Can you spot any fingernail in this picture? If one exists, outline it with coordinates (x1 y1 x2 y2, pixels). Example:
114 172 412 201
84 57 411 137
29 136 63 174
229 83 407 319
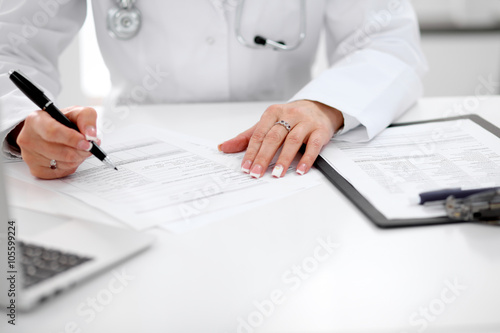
77 140 92 152
241 160 252 173
272 164 284 178
85 126 98 142
250 164 262 178
296 163 307 175
217 144 223 152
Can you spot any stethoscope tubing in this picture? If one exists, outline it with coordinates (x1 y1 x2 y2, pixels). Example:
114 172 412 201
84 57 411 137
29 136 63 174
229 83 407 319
234 0 306 51
108 0 307 51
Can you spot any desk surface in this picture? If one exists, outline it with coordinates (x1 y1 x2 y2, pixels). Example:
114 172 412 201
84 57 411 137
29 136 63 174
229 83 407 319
2 97 500 333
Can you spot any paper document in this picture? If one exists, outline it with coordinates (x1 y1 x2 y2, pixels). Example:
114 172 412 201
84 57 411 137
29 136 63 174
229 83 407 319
320 118 500 219
6 125 323 231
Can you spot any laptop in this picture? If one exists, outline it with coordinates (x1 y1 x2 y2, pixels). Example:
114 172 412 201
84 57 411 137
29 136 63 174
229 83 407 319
0 150 154 311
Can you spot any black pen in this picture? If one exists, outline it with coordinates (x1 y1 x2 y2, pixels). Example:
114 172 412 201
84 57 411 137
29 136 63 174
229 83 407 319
419 186 500 205
8 69 117 170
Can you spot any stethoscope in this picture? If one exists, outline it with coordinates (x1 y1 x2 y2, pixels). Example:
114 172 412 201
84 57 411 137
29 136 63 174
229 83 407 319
107 0 306 51
107 0 141 40
235 0 306 51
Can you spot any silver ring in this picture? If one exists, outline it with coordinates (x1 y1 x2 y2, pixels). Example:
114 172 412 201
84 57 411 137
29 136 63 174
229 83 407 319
274 120 291 133
50 159 57 170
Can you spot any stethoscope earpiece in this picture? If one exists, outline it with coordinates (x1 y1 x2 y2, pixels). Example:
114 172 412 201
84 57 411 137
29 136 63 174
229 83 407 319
254 36 267 46
254 35 286 49
107 0 142 40
236 0 306 51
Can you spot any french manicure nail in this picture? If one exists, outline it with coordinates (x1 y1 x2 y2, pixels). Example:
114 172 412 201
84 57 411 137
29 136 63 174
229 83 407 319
296 163 307 175
241 160 252 173
77 140 92 152
85 126 98 142
250 164 262 178
272 164 284 178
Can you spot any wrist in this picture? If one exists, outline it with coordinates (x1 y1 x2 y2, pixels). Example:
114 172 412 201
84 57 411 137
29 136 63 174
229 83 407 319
6 121 24 153
307 100 345 133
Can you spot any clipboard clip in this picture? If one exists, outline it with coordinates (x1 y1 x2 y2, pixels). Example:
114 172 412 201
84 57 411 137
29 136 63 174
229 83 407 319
445 189 500 222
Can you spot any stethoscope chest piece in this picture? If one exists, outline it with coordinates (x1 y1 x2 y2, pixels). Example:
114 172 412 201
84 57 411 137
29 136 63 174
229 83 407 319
107 1 141 40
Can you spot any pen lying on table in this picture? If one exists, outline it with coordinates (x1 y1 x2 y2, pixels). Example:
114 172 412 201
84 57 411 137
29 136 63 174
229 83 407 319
8 70 118 170
419 187 500 205
419 187 500 222
445 188 500 222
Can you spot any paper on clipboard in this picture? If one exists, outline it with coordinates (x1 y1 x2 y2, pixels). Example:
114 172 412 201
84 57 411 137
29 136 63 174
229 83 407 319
318 116 500 223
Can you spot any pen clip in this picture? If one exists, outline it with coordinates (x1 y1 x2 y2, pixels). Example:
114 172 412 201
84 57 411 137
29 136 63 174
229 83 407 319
9 69 45 94
445 189 500 222
9 69 50 110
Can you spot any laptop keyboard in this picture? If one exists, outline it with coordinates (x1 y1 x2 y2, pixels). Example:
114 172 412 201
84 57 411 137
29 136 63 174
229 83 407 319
19 241 93 289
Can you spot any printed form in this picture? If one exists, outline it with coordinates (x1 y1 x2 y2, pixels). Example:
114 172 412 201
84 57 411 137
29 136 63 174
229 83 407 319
6 125 323 232
321 118 500 219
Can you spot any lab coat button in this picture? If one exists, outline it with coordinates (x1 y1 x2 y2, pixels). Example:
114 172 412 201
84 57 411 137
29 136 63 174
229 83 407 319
206 37 215 45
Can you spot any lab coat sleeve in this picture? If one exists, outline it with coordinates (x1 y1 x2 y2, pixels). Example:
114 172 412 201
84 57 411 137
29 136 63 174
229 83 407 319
0 1 87 158
291 0 428 142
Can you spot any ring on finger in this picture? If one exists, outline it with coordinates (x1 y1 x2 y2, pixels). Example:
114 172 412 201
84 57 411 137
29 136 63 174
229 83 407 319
49 159 57 170
274 120 291 133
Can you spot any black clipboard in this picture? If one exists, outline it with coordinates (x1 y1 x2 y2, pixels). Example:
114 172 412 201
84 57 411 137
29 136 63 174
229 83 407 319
314 114 500 228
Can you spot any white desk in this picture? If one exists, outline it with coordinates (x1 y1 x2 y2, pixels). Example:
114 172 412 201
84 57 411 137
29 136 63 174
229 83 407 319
3 97 500 333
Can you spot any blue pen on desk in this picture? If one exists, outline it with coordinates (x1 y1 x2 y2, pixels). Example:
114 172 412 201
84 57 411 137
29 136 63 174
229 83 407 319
8 70 118 170
419 187 500 205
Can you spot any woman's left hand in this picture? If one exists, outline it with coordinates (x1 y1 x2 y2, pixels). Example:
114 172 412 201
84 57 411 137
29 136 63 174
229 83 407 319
218 100 344 178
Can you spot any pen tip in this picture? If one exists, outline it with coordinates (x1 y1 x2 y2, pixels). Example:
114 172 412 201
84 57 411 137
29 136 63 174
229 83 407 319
114 167 118 171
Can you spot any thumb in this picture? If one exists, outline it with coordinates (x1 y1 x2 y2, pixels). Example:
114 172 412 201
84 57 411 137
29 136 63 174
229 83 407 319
218 123 257 153
64 106 98 141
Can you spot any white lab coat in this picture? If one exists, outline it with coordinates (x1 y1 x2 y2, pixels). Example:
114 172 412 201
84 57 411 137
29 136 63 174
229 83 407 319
0 0 427 156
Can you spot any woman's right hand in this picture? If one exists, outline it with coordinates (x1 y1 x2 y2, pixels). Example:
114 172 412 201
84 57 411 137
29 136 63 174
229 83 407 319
14 106 99 179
